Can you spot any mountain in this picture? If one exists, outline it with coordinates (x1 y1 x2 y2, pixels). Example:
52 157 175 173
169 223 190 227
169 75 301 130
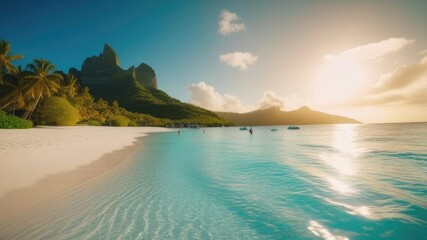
80 44 157 88
70 44 229 125
215 106 360 125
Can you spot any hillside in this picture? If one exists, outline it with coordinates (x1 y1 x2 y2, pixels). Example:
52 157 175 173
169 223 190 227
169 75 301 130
216 106 360 125
71 44 230 125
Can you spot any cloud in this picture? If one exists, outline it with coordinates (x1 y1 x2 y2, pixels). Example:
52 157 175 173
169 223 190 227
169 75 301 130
188 82 290 112
218 10 245 36
346 55 427 107
219 52 258 70
325 37 415 62
371 55 427 94
257 91 285 109
188 82 249 112
420 48 427 56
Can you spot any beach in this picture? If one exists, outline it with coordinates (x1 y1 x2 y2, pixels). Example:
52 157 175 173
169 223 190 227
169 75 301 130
0 126 172 224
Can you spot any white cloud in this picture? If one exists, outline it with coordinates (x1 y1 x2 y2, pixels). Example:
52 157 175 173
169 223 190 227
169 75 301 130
344 55 427 107
219 52 258 70
257 91 285 109
218 10 245 36
188 82 249 112
325 37 415 62
188 82 294 112
373 55 427 94
420 48 427 56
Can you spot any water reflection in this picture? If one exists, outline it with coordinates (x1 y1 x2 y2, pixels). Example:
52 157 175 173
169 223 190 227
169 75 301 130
320 125 360 195
282 124 426 227
332 125 359 157
326 177 355 194
307 221 349 240
319 154 354 176
323 198 421 223
326 125 360 176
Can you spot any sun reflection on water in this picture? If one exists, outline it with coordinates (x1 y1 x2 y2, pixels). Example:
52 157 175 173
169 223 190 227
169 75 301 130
319 154 355 176
332 125 359 156
326 177 355 194
319 125 362 195
307 221 349 240
328 125 360 175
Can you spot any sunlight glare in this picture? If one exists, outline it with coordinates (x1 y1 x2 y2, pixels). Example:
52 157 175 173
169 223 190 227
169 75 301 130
319 154 355 176
315 58 367 103
307 221 349 240
333 125 358 155
319 125 359 176
326 177 355 194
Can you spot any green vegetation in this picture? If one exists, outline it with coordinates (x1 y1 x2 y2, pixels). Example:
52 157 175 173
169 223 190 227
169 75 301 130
0 110 32 128
33 97 81 126
0 40 23 84
87 120 101 126
0 40 231 128
110 115 130 127
80 43 231 126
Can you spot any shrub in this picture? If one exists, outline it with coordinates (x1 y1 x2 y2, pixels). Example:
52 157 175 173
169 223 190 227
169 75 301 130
110 115 130 127
87 120 101 126
0 111 33 129
34 97 81 126
128 120 137 127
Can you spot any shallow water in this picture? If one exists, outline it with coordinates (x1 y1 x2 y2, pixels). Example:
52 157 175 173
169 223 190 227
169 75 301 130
1 123 427 239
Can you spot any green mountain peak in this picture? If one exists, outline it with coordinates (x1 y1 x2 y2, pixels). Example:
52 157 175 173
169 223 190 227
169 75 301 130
71 44 229 125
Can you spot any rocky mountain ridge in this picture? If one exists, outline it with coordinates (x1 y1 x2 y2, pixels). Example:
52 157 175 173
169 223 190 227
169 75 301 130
80 44 157 88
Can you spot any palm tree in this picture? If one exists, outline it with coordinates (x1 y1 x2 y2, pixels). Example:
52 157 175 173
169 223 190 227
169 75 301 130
0 66 28 115
23 59 62 119
0 40 23 84
62 73 80 98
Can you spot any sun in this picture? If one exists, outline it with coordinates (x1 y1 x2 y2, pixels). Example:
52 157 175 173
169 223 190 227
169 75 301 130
315 58 367 104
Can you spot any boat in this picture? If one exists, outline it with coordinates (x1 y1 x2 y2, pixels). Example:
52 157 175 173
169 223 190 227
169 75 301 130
288 126 300 130
239 127 248 130
270 128 278 131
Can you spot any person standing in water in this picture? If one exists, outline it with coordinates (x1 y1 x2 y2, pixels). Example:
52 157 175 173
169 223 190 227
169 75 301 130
249 127 253 134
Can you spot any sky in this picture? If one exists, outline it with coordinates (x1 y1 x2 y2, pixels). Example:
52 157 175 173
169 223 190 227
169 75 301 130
2 0 427 123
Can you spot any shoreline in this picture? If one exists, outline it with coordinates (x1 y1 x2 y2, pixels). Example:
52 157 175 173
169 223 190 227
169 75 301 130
0 126 172 224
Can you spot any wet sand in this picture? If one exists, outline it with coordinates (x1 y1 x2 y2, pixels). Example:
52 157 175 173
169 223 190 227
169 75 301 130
0 126 171 224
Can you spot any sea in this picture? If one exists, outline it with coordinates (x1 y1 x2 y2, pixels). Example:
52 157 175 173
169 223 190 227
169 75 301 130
1 123 426 239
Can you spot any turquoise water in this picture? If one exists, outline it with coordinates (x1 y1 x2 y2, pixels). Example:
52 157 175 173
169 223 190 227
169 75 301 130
1 123 427 239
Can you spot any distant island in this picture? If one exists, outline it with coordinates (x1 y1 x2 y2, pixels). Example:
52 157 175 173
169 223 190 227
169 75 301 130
216 106 360 125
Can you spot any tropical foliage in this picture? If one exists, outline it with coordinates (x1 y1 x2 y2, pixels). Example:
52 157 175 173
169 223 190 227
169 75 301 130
0 110 32 128
23 59 62 119
110 115 130 127
0 39 231 128
0 40 23 84
33 97 81 126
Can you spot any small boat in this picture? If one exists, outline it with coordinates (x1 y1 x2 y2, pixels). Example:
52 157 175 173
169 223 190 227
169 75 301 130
288 126 300 130
240 127 248 130
270 128 278 131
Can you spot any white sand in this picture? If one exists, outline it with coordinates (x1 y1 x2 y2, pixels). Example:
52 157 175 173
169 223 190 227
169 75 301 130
0 126 172 198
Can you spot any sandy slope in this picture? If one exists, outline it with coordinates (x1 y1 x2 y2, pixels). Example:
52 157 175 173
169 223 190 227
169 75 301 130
0 126 171 198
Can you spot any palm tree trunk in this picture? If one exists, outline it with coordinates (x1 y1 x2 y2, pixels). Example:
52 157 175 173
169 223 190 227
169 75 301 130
12 93 19 116
22 93 40 119
22 106 32 119
27 93 42 119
